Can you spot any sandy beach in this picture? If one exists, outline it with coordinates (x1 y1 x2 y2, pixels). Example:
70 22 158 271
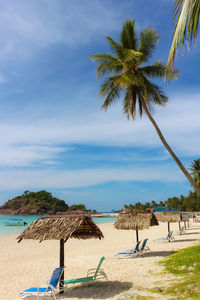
1 220 200 300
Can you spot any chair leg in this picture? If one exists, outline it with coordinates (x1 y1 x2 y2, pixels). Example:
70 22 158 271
64 284 70 295
52 292 56 300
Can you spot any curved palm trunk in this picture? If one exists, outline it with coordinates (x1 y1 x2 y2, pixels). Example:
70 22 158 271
140 97 200 196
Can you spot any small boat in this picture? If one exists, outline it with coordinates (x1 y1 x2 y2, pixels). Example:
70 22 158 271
4 219 28 226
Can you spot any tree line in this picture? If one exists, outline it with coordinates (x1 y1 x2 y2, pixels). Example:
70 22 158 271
124 190 200 212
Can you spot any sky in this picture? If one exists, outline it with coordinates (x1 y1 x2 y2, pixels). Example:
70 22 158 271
0 0 200 211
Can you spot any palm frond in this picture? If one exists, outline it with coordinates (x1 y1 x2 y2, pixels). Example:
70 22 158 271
116 70 146 88
140 75 168 106
101 86 122 110
122 48 143 65
167 0 200 71
120 19 138 50
123 87 137 119
189 159 200 187
106 36 143 65
139 28 159 62
141 61 179 79
105 36 125 60
138 97 143 117
98 75 121 97
90 54 123 78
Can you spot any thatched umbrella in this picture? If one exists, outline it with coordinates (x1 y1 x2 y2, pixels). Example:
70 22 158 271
156 211 182 237
114 212 158 243
17 215 104 293
181 213 190 229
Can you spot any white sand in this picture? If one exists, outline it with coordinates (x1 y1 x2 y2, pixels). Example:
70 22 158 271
1 220 200 300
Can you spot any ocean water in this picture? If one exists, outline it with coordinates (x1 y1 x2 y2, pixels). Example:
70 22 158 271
0 214 116 236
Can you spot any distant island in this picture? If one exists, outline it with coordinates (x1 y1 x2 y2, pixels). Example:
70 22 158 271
0 190 97 215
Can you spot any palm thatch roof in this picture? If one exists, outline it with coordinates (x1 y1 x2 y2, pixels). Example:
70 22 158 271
17 215 104 243
156 212 182 223
114 212 158 230
181 214 190 222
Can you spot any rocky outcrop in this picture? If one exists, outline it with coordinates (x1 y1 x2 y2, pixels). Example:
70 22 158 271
0 205 48 215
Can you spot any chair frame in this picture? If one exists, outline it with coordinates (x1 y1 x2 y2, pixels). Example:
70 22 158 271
154 231 174 243
64 256 107 290
138 239 150 256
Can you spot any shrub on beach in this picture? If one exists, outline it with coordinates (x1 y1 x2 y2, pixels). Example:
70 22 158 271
159 245 200 298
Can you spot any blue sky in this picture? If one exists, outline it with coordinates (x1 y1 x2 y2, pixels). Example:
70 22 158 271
0 0 200 211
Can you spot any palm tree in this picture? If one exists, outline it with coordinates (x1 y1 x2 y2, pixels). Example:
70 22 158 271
90 19 200 196
189 159 200 187
167 0 200 71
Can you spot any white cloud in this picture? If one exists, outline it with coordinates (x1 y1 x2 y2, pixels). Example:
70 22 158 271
0 0 124 61
0 145 70 167
0 163 185 190
1 91 200 165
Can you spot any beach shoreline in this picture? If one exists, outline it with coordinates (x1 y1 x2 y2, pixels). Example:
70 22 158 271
1 220 200 300
0 214 116 237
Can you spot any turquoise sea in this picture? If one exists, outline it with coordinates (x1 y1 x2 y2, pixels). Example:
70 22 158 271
0 214 116 236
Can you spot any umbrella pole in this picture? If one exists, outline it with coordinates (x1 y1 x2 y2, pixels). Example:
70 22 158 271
136 229 139 243
168 222 170 242
59 238 64 293
168 222 170 233
179 222 181 233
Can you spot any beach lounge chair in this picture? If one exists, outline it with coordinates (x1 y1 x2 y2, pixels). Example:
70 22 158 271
138 239 150 256
64 256 107 288
154 231 174 242
19 267 64 300
115 241 141 257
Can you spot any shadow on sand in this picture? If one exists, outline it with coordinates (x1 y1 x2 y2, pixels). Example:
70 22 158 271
172 238 198 243
186 226 200 230
139 250 176 258
180 232 200 235
58 281 133 299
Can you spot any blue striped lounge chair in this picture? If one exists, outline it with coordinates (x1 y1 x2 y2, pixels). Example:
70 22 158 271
19 267 64 300
115 240 141 258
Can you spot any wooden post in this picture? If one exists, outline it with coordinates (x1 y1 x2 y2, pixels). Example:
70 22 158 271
179 222 181 233
184 221 186 230
59 239 64 293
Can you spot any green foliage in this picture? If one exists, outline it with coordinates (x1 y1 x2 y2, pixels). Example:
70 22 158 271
159 245 200 298
161 245 200 275
69 204 86 211
189 159 200 187
166 191 200 211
